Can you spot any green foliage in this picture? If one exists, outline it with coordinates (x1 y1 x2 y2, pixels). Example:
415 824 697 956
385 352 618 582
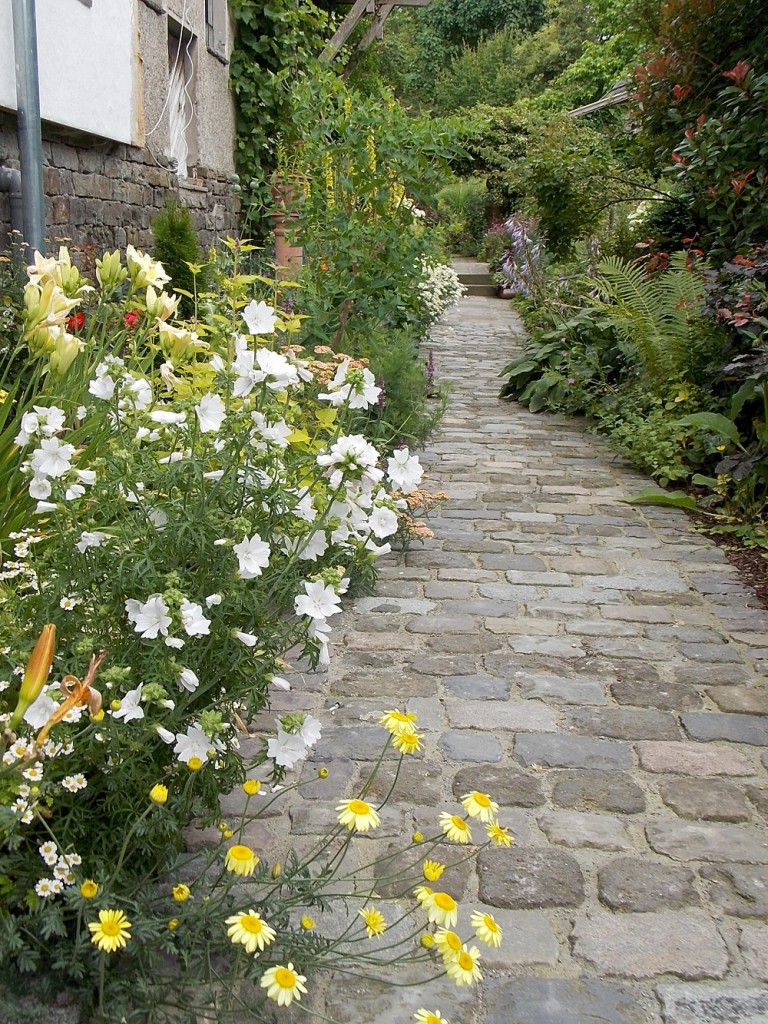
435 178 492 255
150 201 206 318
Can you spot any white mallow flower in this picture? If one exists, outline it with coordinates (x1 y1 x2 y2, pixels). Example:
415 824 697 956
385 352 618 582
156 726 176 744
29 475 51 500
76 469 96 485
89 362 117 401
267 726 307 769
232 348 300 397
23 690 59 730
318 360 382 409
30 437 75 479
295 581 341 621
64 483 85 501
111 684 144 722
299 714 322 748
15 405 67 446
180 599 211 637
242 299 278 335
270 675 291 691
233 534 271 580
386 447 423 494
165 637 185 649
173 724 219 765
309 617 332 666
196 393 226 434
316 434 383 493
178 668 200 693
235 630 258 647
76 530 109 553
205 593 222 608
282 531 328 562
290 490 318 523
150 408 186 426
367 505 399 539
120 376 153 412
251 412 291 448
125 595 172 639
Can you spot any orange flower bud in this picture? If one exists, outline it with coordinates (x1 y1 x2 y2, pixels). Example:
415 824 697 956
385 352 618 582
10 625 56 729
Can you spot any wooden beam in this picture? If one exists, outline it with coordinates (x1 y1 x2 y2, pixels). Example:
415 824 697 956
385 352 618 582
358 2 393 49
320 0 374 61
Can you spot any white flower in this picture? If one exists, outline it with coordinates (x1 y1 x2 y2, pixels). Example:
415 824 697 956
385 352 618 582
242 299 278 335
23 691 58 730
76 530 108 553
29 475 52 500
126 595 172 639
267 727 307 769
270 675 291 691
316 434 383 494
235 630 258 647
205 593 222 608
178 668 200 693
150 408 187 426
164 637 185 649
64 483 85 501
61 774 87 793
180 599 210 637
232 348 299 397
386 447 423 494
174 724 216 765
30 437 75 479
89 363 116 400
39 841 57 864
368 505 399 539
196 393 226 434
35 879 56 898
295 581 341 621
251 412 292 448
59 596 79 611
126 245 171 289
318 360 381 409
234 534 271 580
76 469 96 485
299 714 322 748
120 376 153 412
282 531 328 562
111 684 144 722
157 726 176 744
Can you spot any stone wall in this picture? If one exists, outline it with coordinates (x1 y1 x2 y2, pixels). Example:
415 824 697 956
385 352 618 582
0 114 240 254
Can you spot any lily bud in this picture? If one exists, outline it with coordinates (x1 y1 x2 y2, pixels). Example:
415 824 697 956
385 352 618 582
96 249 127 291
10 624 56 729
49 330 83 377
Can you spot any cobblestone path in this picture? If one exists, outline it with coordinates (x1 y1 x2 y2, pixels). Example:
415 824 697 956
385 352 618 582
264 293 768 1024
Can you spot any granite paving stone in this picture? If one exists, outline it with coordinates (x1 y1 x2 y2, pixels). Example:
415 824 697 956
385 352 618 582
245 288 768 1022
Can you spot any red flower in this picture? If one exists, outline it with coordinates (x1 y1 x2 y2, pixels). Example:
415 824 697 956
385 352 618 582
724 60 751 86
124 310 141 329
66 311 85 332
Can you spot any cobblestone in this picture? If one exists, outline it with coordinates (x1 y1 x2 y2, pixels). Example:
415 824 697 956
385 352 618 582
658 779 754 822
656 985 768 1023
598 858 700 911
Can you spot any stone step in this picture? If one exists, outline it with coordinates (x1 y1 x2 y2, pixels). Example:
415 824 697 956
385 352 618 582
465 283 498 297
458 272 494 286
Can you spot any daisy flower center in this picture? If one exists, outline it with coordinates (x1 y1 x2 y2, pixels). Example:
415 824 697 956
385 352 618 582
473 793 490 807
275 967 297 988
348 799 370 814
241 916 264 934
101 921 121 937
434 893 456 911
229 845 253 862
451 816 468 831
445 931 462 951
459 952 473 970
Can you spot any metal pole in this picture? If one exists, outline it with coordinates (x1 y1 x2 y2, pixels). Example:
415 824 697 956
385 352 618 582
12 0 46 255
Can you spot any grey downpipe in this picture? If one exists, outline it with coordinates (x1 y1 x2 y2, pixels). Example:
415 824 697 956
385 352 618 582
12 0 46 255
0 166 24 236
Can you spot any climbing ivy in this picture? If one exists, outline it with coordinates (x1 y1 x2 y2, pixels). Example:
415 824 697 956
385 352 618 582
228 0 332 229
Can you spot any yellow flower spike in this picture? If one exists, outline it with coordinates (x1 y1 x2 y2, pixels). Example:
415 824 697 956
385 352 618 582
225 844 259 877
485 821 514 847
359 906 386 939
336 798 380 832
461 791 499 823
260 963 307 1007
187 757 203 771
470 911 503 948
422 860 445 883
439 813 472 845
10 624 56 729
149 784 168 805
88 909 132 953
172 884 190 903
80 880 98 899
242 779 261 796
300 915 315 931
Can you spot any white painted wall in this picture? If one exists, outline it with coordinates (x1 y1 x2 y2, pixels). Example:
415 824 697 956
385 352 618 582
0 0 139 145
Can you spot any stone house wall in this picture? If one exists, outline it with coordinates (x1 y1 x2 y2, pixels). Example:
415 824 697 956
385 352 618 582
0 0 240 254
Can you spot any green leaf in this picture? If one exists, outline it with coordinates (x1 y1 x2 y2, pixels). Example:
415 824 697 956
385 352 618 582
624 487 698 510
674 412 743 446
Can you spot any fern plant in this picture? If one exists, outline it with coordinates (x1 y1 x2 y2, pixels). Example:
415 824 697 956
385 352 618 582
592 252 712 392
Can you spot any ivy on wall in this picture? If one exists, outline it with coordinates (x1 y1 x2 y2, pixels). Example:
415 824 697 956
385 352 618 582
228 0 332 229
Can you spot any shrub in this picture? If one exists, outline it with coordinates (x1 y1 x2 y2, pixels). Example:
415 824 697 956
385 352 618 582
150 201 207 319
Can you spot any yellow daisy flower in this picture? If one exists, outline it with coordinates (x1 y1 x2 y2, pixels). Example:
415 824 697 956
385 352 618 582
422 859 445 882
392 730 424 755
260 963 307 1006
187 756 203 771
435 928 463 961
471 910 503 948
460 791 499 823
445 944 482 987
420 933 435 949
415 1011 449 1024
172 884 190 902
359 906 386 938
379 709 417 736
80 879 98 899
439 812 472 844
88 909 132 953
225 844 260 876
300 916 315 931
168 918 179 931
242 779 261 796
422 891 459 928
485 821 514 847
149 784 168 805
226 910 276 953
336 798 380 832
414 885 434 905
